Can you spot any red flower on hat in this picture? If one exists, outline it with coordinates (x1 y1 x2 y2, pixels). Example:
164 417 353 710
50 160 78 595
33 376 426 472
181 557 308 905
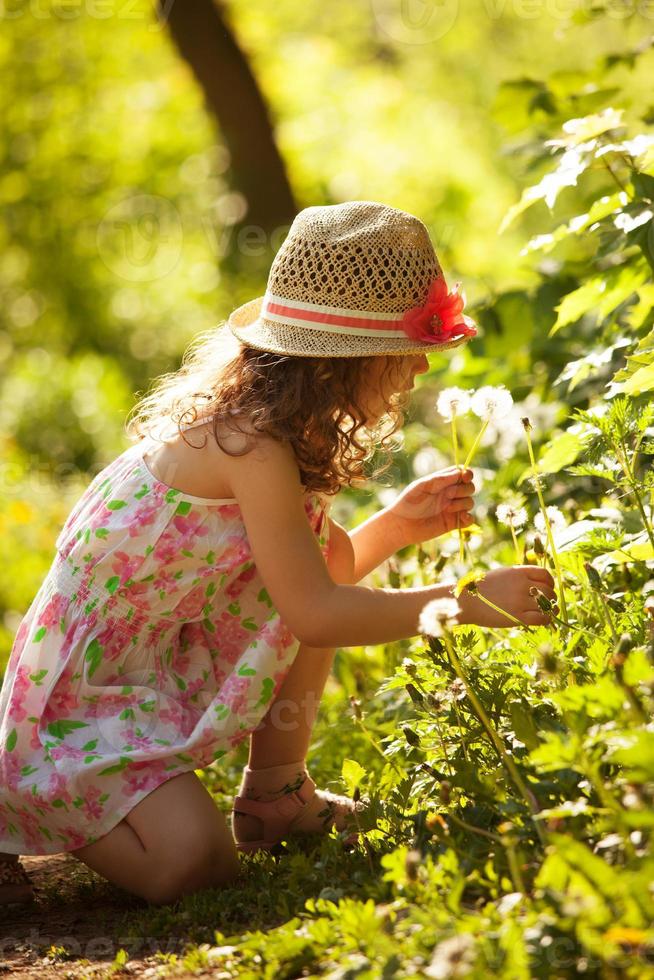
401 277 477 345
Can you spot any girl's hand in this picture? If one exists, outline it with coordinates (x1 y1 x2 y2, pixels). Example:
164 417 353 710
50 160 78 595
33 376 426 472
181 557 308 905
384 466 475 548
457 566 558 628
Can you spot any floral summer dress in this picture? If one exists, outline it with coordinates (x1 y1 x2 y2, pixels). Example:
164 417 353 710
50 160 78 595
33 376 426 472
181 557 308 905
0 427 331 855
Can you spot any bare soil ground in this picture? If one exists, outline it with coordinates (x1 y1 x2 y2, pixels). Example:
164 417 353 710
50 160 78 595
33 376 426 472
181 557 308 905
0 854 197 978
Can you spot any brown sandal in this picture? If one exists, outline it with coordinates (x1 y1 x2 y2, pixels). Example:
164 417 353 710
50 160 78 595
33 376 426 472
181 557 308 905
0 857 34 907
232 772 361 854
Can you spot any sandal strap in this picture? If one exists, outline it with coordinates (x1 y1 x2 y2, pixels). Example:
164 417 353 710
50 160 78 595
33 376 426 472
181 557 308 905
233 773 317 842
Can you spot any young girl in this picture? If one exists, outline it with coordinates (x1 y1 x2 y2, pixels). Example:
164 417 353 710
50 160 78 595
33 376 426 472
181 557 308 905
0 201 556 907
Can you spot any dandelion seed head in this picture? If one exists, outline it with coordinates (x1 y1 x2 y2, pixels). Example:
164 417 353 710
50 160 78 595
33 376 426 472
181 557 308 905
470 385 514 422
534 505 567 535
448 678 467 701
426 932 475 979
418 597 460 636
436 387 471 422
496 503 528 529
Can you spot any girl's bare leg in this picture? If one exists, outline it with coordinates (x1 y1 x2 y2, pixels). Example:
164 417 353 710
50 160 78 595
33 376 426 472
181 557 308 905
70 770 240 905
249 641 337 768
234 525 361 840
248 517 354 769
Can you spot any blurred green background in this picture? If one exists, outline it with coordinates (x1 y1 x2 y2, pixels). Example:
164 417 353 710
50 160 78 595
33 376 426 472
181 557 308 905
1 0 653 668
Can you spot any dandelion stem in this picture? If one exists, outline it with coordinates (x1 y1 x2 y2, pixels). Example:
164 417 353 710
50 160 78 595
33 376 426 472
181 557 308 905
509 521 521 563
353 716 403 777
451 418 459 467
464 420 489 468
451 419 466 562
442 633 545 843
472 590 528 629
446 810 503 843
599 592 619 644
614 436 654 551
523 425 569 624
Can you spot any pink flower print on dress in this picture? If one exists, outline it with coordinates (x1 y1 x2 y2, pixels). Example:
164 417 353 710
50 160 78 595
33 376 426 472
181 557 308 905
83 691 138 722
212 612 252 665
6 617 30 675
215 536 251 572
60 824 89 849
1 752 23 792
152 532 182 564
219 672 252 717
30 792 55 816
225 564 257 600
128 495 165 538
46 667 80 715
88 499 117 533
37 592 71 631
120 758 171 797
156 699 185 731
72 579 92 610
19 809 44 851
121 728 155 752
260 617 297 661
215 504 241 521
47 771 74 806
81 785 105 821
8 664 32 723
93 619 131 664
173 584 209 620
110 550 143 587
49 742 90 763
29 719 42 752
153 569 179 594
172 510 210 548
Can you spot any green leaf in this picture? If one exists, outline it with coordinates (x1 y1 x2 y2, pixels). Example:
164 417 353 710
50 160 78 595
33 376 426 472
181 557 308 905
621 362 654 394
605 534 654 564
105 576 120 594
174 501 192 516
509 702 540 751
537 432 586 474
6 729 17 752
341 758 366 795
33 626 47 642
551 264 648 336
106 500 127 510
237 664 256 676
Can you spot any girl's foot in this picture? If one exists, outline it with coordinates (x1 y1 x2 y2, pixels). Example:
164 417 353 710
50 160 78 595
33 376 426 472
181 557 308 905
232 761 366 853
0 855 34 906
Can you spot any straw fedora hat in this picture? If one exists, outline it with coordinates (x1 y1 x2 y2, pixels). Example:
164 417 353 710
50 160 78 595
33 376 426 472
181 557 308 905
228 200 478 358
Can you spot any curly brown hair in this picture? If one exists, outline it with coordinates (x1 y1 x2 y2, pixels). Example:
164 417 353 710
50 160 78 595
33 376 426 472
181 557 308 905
125 323 410 496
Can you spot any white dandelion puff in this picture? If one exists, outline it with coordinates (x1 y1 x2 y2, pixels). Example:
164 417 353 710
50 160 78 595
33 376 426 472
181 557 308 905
534 505 567 535
418 597 460 637
470 385 514 422
436 387 471 422
496 504 528 530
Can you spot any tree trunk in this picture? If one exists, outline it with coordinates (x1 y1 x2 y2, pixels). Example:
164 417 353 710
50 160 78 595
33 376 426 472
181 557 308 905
158 0 297 235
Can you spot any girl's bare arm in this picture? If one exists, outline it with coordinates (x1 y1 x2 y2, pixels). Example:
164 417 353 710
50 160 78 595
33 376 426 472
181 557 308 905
222 434 555 647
